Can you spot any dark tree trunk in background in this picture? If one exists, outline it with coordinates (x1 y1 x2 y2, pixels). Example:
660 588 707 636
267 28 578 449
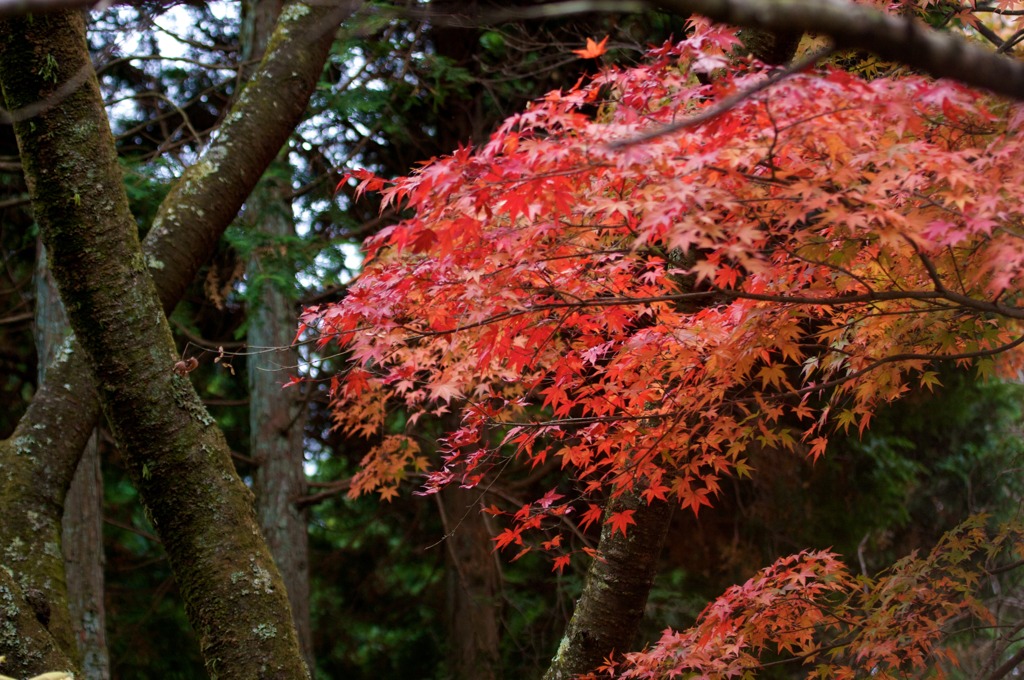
243 0 315 670
247 178 314 671
34 243 110 679
440 486 503 680
59 438 106 676
420 9 511 675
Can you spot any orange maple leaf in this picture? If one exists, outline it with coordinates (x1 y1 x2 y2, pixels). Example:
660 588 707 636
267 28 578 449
573 35 608 59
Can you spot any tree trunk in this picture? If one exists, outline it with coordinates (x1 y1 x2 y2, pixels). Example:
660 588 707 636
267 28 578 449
247 177 314 670
440 486 503 680
34 243 110 679
0 10 310 676
0 1 348 671
242 0 314 670
543 492 672 680
0 565 75 676
59 437 106 676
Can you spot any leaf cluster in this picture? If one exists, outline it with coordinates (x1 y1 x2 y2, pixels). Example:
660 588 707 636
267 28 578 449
312 19 1024 573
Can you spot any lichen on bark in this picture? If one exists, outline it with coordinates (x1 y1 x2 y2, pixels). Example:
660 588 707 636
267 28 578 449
0 565 74 677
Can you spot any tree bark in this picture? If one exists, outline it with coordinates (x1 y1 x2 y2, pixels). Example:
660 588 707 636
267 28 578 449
242 0 315 670
543 492 672 680
34 243 109 679
0 8 344 676
247 177 314 671
0 565 74 677
440 486 504 680
0 1 348 672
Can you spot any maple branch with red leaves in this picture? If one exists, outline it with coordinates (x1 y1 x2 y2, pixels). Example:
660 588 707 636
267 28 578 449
312 18 1024 677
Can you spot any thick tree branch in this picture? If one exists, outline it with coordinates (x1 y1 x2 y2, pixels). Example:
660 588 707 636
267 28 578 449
145 0 358 307
485 0 1024 101
14 0 1024 99
652 0 1024 100
987 645 1024 680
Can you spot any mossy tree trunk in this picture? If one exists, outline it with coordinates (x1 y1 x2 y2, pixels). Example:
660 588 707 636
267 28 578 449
0 565 75 676
543 492 672 680
34 242 109 679
0 2 350 674
0 9 308 677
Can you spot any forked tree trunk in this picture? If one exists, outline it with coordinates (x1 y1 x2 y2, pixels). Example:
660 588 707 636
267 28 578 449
34 243 110 679
0 1 348 673
0 10 309 676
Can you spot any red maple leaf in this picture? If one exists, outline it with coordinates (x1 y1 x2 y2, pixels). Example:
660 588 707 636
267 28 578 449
579 504 603 532
552 554 572 574
605 509 636 537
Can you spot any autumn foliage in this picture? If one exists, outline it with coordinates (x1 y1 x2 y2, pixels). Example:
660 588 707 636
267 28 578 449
305 16 1024 677
616 516 1021 678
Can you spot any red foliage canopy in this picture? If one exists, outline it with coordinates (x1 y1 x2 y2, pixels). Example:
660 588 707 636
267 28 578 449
304 16 1024 675
310 20 1023 514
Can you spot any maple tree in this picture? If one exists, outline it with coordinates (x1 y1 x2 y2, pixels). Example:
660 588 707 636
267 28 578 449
315 17 1024 543
305 7 1024 678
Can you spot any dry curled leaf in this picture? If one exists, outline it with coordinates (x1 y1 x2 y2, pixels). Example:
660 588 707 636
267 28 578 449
213 345 236 375
173 356 199 376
